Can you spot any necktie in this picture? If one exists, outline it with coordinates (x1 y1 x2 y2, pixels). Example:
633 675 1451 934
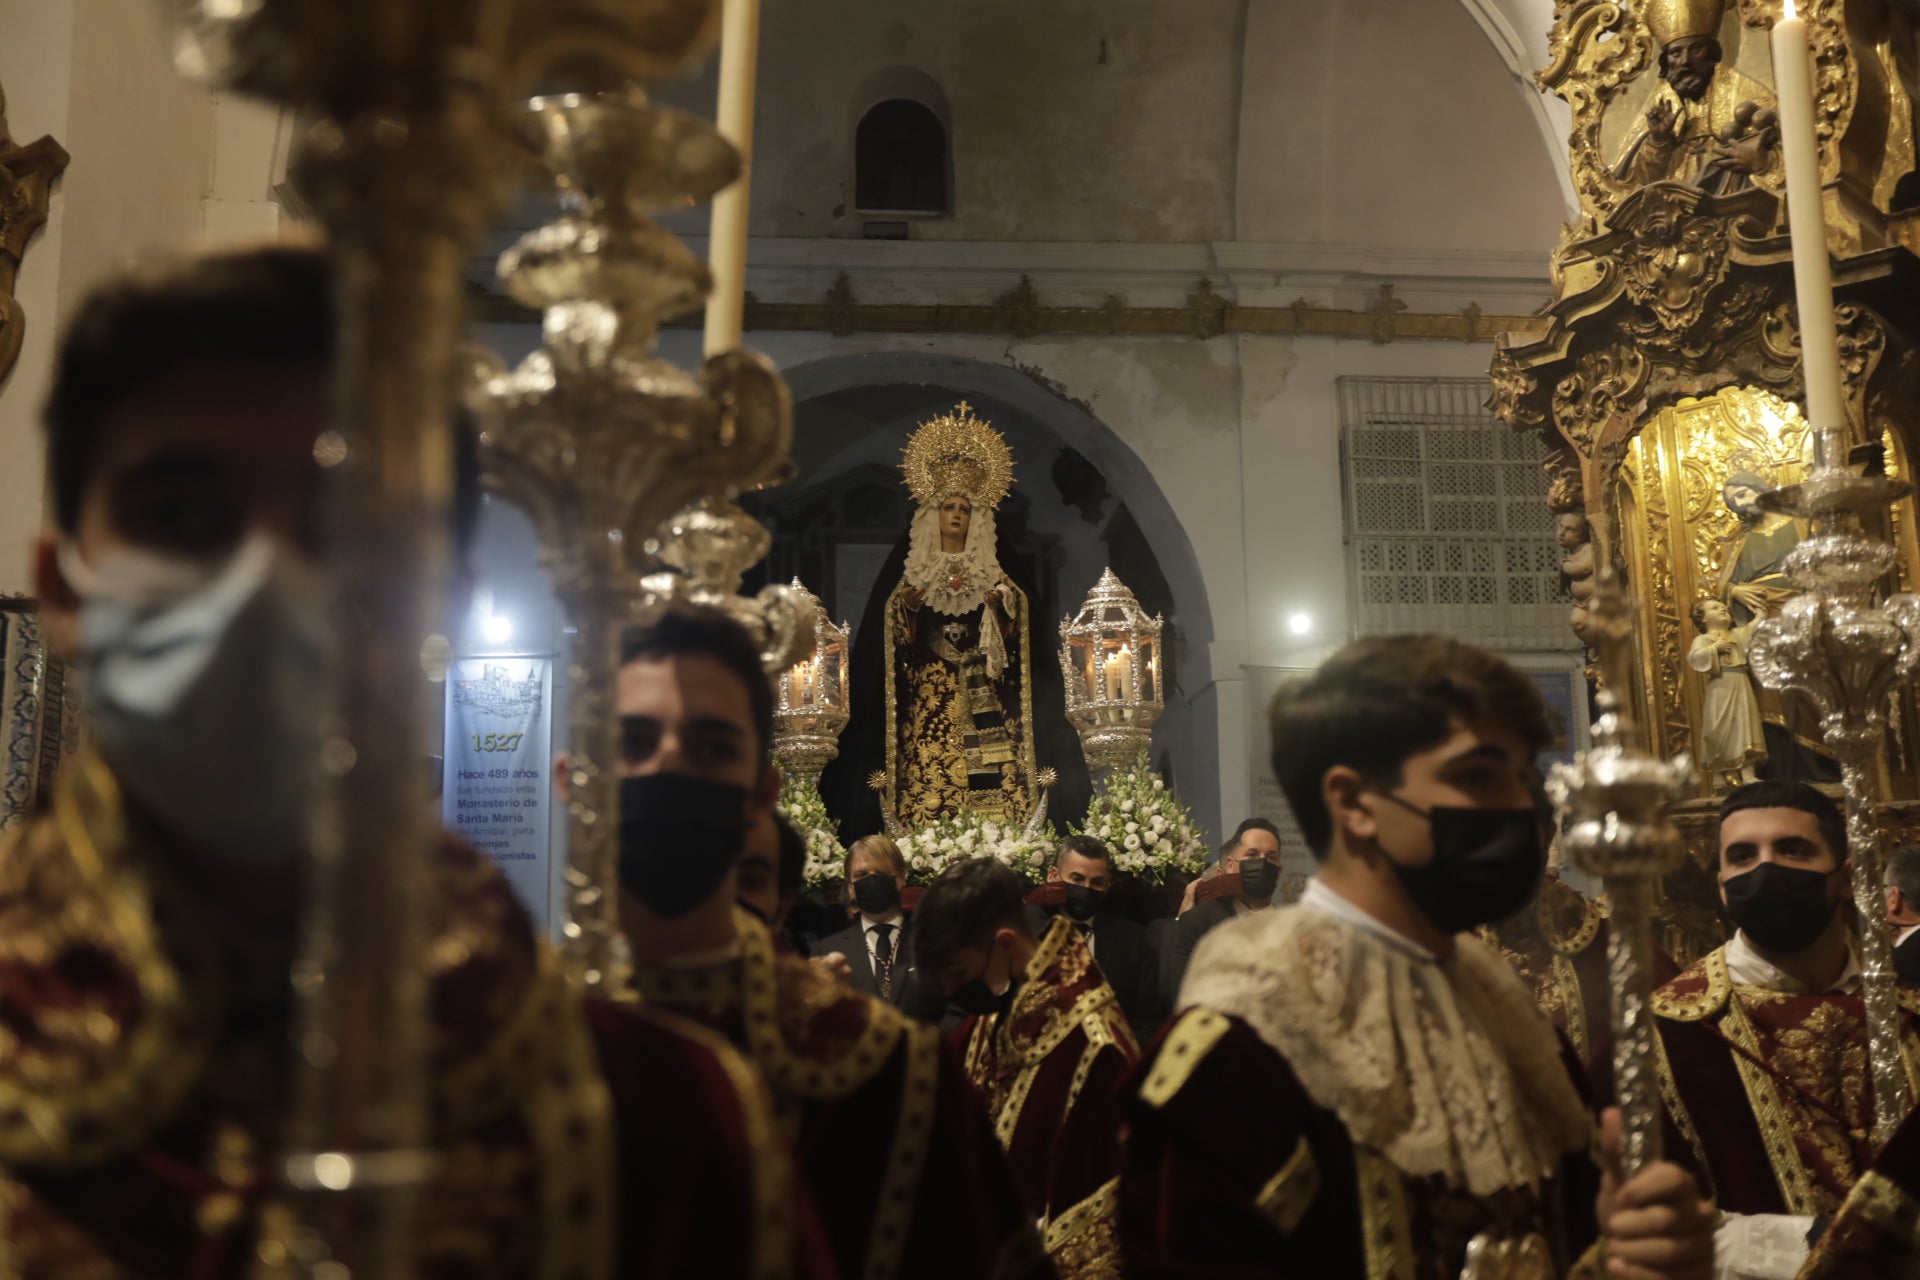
872 923 896 998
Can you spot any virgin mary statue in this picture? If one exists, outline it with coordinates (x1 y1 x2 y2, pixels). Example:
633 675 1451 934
881 403 1036 826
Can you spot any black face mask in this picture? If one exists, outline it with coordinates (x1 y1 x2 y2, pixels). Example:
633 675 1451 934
853 873 901 915
1238 858 1281 900
1723 862 1840 953
1895 929 1920 986
1063 883 1106 923
1376 796 1543 934
618 773 749 919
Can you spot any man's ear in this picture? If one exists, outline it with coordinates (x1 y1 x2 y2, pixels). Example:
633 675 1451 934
32 532 81 662
552 752 571 804
1045 866 1061 883
1322 765 1375 849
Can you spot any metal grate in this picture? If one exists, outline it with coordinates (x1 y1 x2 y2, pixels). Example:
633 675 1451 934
1339 378 1570 650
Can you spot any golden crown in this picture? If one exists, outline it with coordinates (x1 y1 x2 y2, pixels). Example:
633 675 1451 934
1646 0 1724 46
900 401 1015 510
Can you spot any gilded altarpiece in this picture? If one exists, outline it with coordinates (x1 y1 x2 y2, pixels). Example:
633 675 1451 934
1496 0 1920 960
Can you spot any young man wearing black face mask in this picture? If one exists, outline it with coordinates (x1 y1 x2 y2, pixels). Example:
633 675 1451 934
1032 834 1161 1042
614 607 1046 1280
812 834 946 1022
1598 780 1920 1274
916 856 1138 1280
1 244 822 1278
1120 634 1716 1277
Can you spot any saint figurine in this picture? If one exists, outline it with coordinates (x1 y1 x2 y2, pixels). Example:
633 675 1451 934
1613 0 1779 193
882 402 1036 826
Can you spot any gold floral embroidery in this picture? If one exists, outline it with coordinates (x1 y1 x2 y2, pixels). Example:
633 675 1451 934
1041 1178 1121 1280
1651 948 1732 1022
1721 990 1875 1216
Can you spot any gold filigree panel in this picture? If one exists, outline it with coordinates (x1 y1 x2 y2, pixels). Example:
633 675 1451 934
1617 386 1817 780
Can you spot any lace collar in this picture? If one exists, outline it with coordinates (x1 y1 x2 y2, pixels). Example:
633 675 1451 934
1180 902 1592 1196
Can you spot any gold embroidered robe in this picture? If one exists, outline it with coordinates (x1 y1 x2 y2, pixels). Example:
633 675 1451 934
1601 945 1920 1218
0 754 807 1280
883 578 1035 825
1120 902 1597 1279
630 911 1048 1280
959 916 1138 1279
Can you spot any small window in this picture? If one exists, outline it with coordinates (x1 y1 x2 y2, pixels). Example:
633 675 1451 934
855 99 948 215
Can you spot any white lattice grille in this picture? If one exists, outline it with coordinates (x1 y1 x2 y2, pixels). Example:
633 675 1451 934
1341 378 1570 650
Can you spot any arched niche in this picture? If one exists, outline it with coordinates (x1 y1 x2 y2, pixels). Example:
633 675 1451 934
761 351 1218 844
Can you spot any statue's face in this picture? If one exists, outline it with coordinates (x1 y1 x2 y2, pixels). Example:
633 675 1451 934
1662 36 1720 101
1724 482 1764 517
939 495 973 543
1554 513 1588 549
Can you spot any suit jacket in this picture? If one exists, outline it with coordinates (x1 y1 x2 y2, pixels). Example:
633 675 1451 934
1026 904 1166 1044
814 913 947 1024
1166 896 1239 998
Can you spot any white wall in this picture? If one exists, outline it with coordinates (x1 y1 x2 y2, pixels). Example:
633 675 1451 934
0 0 285 594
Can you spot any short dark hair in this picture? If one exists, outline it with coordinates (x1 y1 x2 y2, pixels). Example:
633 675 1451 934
1268 635 1551 857
1719 780 1846 865
913 857 1033 973
1229 818 1279 847
1056 834 1110 868
43 242 479 548
1889 845 1920 902
620 607 775 759
773 813 805 900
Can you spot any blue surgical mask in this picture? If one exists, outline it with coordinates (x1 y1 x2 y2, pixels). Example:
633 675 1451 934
63 535 329 863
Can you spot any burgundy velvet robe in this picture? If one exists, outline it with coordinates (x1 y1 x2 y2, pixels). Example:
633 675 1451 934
0 755 813 1279
631 911 1049 1280
957 916 1139 1277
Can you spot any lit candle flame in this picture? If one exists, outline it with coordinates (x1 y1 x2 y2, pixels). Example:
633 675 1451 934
1782 0 1795 18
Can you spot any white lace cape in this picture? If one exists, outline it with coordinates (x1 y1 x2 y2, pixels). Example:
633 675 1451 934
1179 902 1592 1197
901 502 1010 679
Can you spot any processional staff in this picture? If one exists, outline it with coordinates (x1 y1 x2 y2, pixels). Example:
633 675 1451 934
151 0 735 1269
1548 571 1691 1179
1747 0 1920 1146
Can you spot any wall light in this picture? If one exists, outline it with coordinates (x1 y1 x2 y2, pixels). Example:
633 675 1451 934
482 613 513 644
1287 612 1312 637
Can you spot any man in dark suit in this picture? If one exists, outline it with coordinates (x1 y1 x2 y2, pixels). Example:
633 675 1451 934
1028 834 1165 1043
813 833 948 1022
1165 817 1283 996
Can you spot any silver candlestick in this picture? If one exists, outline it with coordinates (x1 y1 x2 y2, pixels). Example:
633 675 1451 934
1547 568 1692 1179
1748 423 1920 1145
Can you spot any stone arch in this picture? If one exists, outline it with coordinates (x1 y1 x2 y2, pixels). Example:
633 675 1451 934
779 351 1215 651
776 350 1220 845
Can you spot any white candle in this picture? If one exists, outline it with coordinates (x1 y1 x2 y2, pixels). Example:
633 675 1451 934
1770 0 1847 439
703 0 763 357
1119 644 1134 701
1104 651 1122 702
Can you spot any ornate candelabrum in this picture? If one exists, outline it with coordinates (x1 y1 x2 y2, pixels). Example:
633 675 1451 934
1748 424 1920 1145
1547 569 1692 1180
771 581 850 790
1059 568 1165 777
152 1 714 1270
471 86 808 993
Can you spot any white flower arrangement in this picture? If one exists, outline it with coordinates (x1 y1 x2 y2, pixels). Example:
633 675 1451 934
1073 751 1208 883
778 776 848 890
897 811 1061 883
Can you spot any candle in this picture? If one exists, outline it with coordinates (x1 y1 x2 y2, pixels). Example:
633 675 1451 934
1770 0 1847 438
703 0 763 357
1119 644 1134 701
1104 651 1122 702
